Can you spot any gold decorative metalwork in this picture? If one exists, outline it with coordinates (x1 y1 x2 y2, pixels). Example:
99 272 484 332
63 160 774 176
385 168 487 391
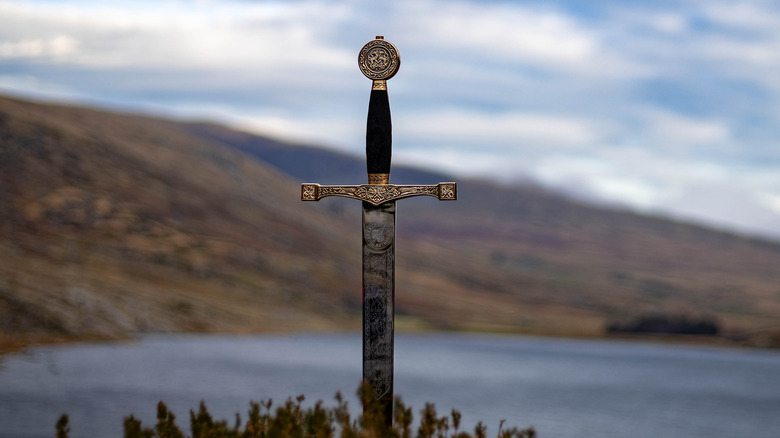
301 184 317 201
437 182 457 200
358 36 400 82
302 183 457 206
368 173 390 185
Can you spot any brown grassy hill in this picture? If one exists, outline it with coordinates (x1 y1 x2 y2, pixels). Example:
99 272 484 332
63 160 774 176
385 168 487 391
2 95 780 352
0 96 363 351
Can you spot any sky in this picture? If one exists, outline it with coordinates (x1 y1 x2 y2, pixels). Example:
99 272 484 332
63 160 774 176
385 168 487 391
1 0 779 240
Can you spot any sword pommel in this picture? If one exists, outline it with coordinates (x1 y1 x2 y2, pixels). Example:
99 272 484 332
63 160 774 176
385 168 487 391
358 37 400 83
359 37 400 184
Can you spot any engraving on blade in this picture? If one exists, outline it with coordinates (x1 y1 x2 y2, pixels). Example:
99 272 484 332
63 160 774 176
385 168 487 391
362 203 395 400
364 223 393 251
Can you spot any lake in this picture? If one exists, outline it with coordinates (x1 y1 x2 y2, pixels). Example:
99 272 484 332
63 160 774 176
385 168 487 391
1 333 779 437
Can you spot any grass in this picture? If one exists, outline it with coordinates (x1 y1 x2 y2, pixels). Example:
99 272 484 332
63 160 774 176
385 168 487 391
53 382 535 438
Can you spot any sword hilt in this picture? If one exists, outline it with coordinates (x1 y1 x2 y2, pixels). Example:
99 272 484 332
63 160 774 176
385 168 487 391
303 37 457 205
366 86 391 183
359 36 400 185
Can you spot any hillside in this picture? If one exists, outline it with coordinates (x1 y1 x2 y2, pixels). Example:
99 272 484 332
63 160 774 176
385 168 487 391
2 95 780 352
183 122 780 341
0 96 363 352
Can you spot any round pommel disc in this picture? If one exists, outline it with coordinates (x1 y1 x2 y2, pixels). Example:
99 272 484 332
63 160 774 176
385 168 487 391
358 37 400 81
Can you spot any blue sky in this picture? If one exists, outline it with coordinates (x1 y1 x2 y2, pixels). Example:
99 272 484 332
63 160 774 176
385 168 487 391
1 0 779 239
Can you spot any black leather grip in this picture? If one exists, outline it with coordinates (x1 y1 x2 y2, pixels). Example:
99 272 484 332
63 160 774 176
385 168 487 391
366 87 392 175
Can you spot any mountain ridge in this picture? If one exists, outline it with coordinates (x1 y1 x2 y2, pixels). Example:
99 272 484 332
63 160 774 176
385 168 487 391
184 121 780 249
2 94 780 352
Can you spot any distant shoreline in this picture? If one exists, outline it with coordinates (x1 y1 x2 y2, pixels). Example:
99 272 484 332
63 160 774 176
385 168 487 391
3 327 777 359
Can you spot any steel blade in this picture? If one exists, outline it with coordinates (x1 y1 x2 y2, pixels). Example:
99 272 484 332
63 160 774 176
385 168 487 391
362 200 395 412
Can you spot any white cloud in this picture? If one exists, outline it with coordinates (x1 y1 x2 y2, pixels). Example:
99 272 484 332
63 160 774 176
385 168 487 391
421 3 595 65
398 110 599 148
1 0 779 239
665 182 780 239
531 152 671 209
700 1 780 31
398 0 648 80
760 193 780 215
530 144 745 211
0 34 77 59
639 108 731 147
0 1 354 71
649 14 688 34
395 148 511 178
702 38 780 66
234 114 361 153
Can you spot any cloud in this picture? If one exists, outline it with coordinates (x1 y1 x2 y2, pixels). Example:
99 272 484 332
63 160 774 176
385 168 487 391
760 193 780 215
530 151 675 209
0 34 77 59
1 0 779 239
699 1 780 31
633 108 732 152
395 147 511 178
0 1 354 72
665 182 780 239
416 2 596 66
398 110 600 148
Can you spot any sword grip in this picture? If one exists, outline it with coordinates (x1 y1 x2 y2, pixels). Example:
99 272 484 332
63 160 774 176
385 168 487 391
366 87 392 180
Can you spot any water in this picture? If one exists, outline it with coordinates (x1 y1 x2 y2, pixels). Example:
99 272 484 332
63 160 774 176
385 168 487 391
1 333 779 438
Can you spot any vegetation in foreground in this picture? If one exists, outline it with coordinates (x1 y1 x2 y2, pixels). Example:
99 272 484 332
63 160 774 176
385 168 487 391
54 382 534 438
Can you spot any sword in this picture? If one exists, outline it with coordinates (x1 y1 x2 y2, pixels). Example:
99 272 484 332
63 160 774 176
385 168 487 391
301 36 456 419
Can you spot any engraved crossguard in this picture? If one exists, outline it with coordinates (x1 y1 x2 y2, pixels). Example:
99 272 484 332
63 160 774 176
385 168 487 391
301 36 457 204
302 182 456 205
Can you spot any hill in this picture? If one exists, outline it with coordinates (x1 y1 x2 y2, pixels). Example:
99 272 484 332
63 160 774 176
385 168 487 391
183 121 780 343
2 95 780 352
0 96 363 352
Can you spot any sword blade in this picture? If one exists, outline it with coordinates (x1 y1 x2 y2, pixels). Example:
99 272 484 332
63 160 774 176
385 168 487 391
362 200 395 415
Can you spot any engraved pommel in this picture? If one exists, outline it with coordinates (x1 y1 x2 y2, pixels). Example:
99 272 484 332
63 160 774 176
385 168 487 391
358 36 400 84
360 37 399 184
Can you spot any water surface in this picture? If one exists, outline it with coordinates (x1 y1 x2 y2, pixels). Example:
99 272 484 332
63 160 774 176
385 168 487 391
1 333 779 438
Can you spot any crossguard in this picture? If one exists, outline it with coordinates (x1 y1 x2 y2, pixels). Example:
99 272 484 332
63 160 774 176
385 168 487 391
302 182 456 206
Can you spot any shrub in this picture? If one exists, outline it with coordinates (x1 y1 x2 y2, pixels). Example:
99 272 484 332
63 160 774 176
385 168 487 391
54 382 535 438
606 312 720 336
